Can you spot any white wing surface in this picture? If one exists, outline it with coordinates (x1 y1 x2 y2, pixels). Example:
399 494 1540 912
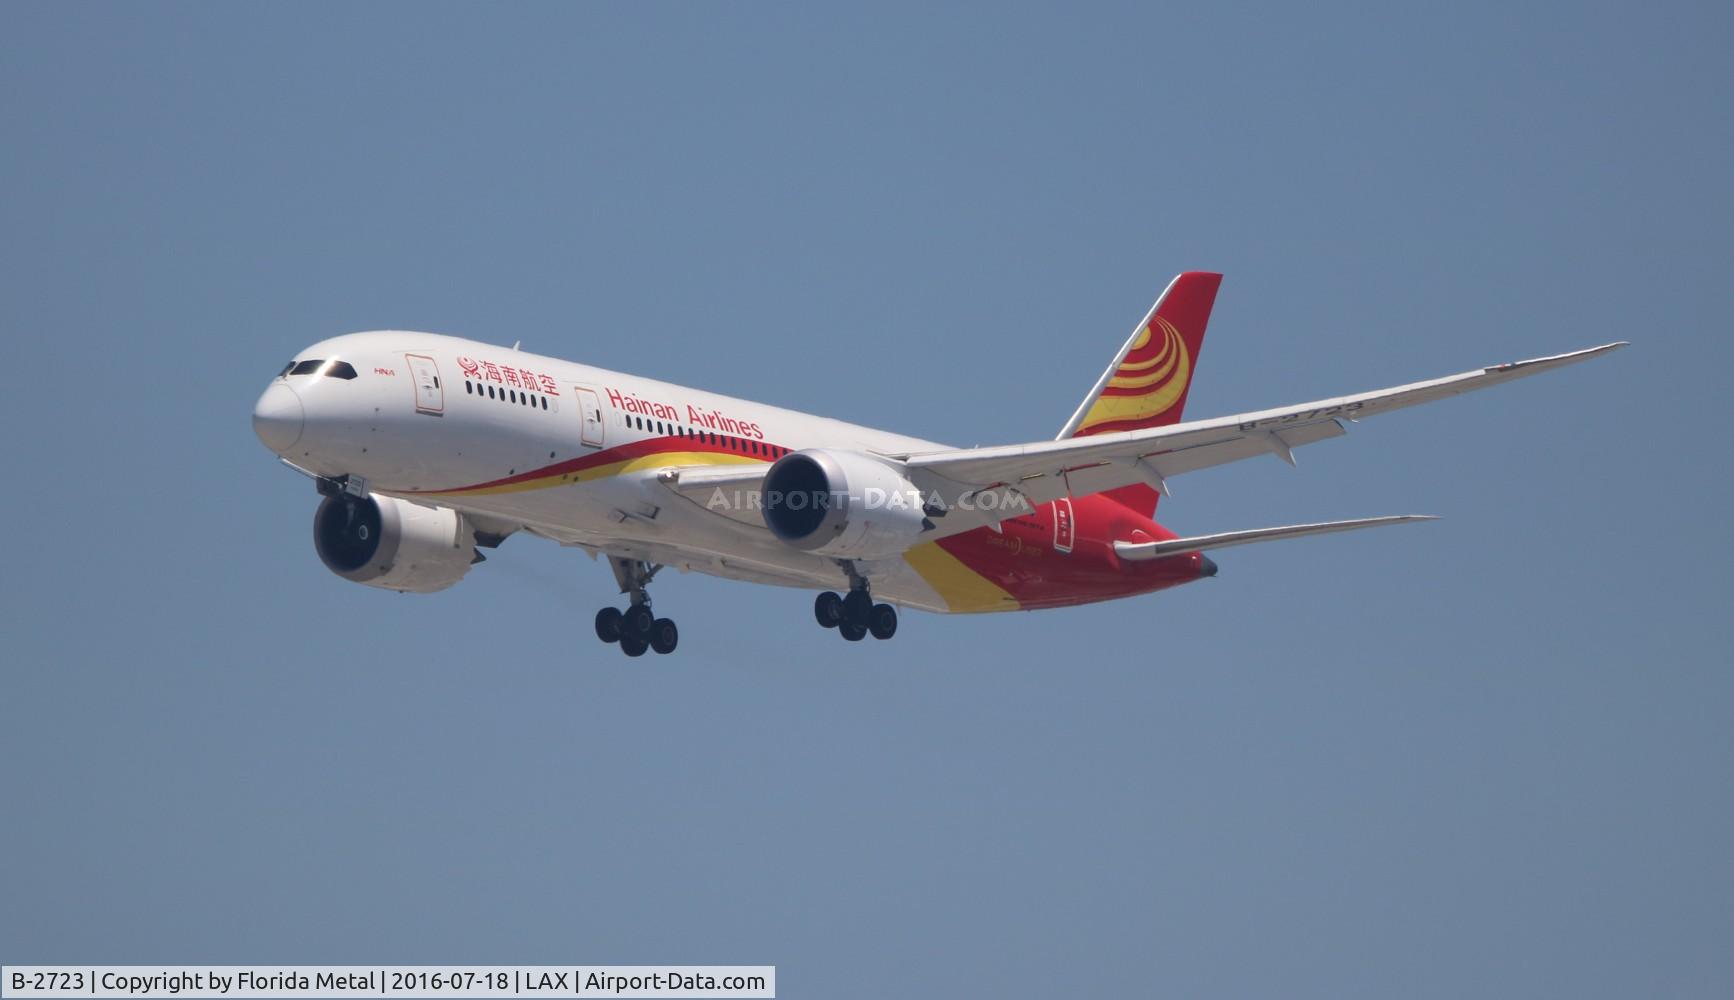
896 343 1624 535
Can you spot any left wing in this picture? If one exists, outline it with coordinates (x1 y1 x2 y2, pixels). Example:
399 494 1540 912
896 342 1624 534
655 342 1623 540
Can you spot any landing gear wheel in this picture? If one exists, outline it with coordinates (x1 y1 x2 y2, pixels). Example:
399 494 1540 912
605 557 673 657
624 603 655 638
814 591 844 629
868 603 898 640
839 622 867 642
649 618 679 655
595 607 623 643
843 589 873 628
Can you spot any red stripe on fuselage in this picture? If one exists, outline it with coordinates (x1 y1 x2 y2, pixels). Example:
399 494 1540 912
411 434 780 495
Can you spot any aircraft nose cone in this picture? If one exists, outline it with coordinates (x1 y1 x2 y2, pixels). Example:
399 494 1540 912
252 382 304 453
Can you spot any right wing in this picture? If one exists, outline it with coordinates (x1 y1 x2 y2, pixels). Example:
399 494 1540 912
897 342 1625 535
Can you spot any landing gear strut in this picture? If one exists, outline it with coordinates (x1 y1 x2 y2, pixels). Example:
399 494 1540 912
594 557 679 657
814 565 898 642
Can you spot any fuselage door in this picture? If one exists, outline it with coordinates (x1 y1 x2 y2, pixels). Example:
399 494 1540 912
406 354 444 414
575 386 605 448
1053 497 1076 554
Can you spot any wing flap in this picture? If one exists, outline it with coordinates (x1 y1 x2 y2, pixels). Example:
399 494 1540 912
1114 515 1438 561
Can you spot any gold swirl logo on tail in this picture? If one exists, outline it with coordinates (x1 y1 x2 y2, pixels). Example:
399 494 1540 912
1078 315 1191 432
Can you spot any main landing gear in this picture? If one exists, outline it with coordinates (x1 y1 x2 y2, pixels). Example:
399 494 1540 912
594 557 679 657
814 574 898 642
593 556 898 654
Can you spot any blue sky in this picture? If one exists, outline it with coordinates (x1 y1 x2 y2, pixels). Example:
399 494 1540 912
2 4 1729 997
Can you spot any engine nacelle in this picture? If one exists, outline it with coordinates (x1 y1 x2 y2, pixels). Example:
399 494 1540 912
313 493 477 593
760 449 929 559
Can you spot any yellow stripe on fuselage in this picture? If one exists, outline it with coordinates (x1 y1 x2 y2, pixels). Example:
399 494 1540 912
903 542 1019 613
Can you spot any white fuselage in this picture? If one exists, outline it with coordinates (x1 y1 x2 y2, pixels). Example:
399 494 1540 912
255 330 966 610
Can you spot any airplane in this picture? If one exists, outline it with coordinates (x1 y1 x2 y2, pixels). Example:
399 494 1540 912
251 272 1623 656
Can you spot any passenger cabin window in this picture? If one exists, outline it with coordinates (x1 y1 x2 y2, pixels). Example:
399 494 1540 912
467 381 548 412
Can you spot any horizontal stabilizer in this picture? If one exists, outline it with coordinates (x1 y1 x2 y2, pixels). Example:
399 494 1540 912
1113 515 1438 561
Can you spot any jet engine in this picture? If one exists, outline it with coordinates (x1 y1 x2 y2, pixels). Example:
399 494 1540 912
313 493 477 593
760 449 930 560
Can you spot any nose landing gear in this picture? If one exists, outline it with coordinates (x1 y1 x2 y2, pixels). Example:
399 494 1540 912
594 557 679 657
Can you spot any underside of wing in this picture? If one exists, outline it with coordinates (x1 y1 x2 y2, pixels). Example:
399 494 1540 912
586 342 1621 556
656 464 775 529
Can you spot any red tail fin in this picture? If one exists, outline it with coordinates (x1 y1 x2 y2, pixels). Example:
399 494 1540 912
1058 272 1221 516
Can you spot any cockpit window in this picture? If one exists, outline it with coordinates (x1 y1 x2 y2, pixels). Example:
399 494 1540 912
278 361 296 377
285 359 359 379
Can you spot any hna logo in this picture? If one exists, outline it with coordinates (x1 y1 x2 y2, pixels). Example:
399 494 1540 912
1077 315 1191 433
